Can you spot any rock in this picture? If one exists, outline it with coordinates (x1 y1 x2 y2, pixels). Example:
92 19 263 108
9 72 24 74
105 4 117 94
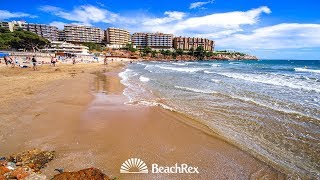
6 162 16 170
7 149 55 172
25 173 46 180
0 160 6 166
10 167 31 179
0 166 10 175
54 168 64 173
52 168 110 180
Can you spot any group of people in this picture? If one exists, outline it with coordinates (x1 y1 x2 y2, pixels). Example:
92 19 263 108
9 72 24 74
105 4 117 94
1 55 118 70
3 55 15 67
2 55 38 70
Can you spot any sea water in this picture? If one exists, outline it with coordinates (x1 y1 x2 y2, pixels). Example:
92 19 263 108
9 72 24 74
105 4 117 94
119 60 320 178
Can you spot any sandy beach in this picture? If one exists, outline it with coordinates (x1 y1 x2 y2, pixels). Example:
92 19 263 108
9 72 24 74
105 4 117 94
0 62 285 179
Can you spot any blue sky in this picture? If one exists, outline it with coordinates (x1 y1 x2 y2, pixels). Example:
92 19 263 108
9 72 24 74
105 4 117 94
1 0 320 59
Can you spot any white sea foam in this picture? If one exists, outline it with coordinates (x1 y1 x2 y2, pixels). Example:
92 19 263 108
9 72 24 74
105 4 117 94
218 72 320 93
229 62 241 65
139 76 150 82
118 69 132 85
204 70 214 74
211 64 221 67
156 65 205 73
294 68 320 74
137 101 176 111
172 62 187 66
175 86 217 94
211 79 221 83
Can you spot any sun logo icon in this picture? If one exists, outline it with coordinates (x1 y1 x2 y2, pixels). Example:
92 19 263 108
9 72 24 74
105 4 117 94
120 158 148 174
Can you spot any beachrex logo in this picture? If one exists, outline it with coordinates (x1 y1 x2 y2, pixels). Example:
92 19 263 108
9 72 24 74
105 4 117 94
120 158 199 174
120 158 148 173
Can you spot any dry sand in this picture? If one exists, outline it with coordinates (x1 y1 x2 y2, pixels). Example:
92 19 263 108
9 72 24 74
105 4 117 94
0 62 285 179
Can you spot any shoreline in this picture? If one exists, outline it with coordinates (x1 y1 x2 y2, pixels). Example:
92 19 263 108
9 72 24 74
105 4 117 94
0 62 285 179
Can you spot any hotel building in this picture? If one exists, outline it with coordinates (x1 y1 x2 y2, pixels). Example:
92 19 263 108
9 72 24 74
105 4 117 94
131 32 173 50
63 25 104 43
173 37 215 51
22 23 58 41
131 33 147 48
0 21 14 31
0 21 58 41
105 27 130 48
58 30 66 41
42 41 89 54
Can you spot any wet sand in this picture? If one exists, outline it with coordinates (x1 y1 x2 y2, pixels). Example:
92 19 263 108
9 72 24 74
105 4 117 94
0 63 285 179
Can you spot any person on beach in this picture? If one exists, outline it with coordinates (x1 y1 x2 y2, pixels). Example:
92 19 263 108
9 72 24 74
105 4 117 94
51 57 56 67
10 56 17 68
72 57 76 65
4 55 10 66
104 57 108 65
31 56 37 70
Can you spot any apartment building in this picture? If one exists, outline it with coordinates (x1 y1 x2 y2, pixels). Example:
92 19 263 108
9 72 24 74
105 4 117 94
131 32 173 50
0 21 14 31
58 30 66 41
22 23 58 41
146 33 173 49
1 21 58 41
131 33 147 48
105 27 130 48
43 41 89 54
173 37 215 51
64 25 104 43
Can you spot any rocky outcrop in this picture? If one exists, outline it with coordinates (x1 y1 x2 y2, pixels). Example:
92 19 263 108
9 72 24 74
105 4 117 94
52 168 110 180
141 53 258 61
1 149 113 179
0 149 54 179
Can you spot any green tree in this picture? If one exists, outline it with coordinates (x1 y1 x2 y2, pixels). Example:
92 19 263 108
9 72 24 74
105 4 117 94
151 50 157 58
143 46 152 55
83 42 105 52
0 28 15 49
10 29 50 52
176 48 184 57
160 49 165 56
164 50 172 57
188 47 195 56
206 51 214 58
196 45 205 60
125 43 137 52
172 51 177 59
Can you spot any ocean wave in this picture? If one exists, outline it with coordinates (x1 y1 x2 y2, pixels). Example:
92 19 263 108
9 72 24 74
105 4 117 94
175 86 217 94
156 65 206 73
211 64 221 67
294 67 320 74
172 62 187 66
126 100 176 111
204 70 215 74
218 72 320 93
118 69 131 79
211 79 221 83
229 62 242 65
139 76 150 82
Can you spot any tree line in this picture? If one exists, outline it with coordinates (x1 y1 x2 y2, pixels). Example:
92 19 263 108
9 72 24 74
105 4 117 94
123 43 215 60
0 27 50 52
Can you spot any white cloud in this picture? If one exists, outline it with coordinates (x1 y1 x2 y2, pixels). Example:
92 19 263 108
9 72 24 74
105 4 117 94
133 6 271 38
49 21 66 30
190 0 214 9
142 11 186 26
0 10 35 20
217 23 320 50
39 5 119 26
